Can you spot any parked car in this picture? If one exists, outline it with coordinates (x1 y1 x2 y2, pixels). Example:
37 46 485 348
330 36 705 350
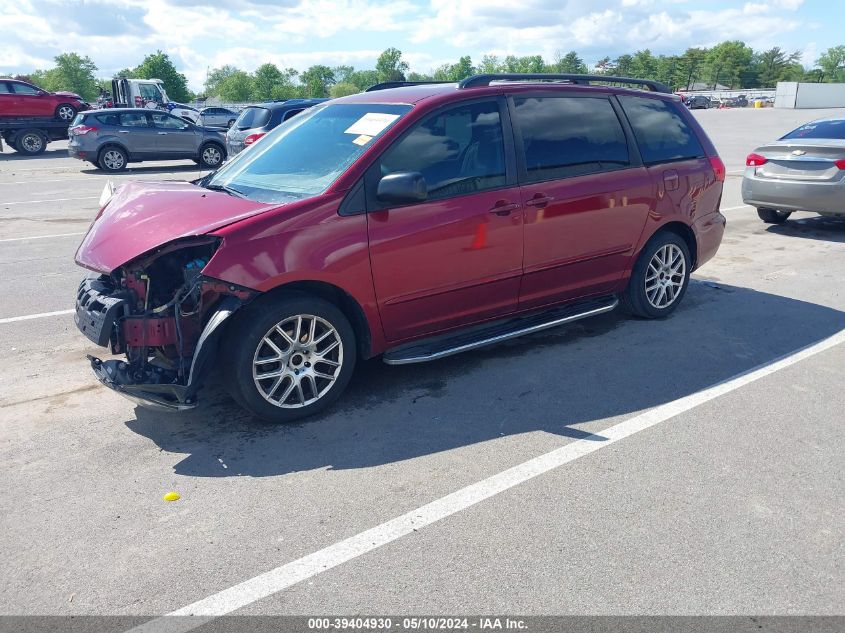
225 99 327 157
67 108 227 172
742 117 845 223
735 95 748 108
0 78 89 121
199 106 238 128
74 74 725 422
686 95 712 109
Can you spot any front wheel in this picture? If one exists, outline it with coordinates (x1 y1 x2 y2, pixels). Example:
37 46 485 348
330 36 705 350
55 103 77 122
622 232 691 319
222 294 357 423
757 208 791 224
198 142 224 169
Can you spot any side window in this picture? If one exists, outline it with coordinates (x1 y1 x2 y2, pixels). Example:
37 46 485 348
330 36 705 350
139 83 161 102
513 96 629 183
94 113 121 126
619 96 704 165
376 100 506 202
12 82 41 95
119 112 149 127
0 82 11 94
151 112 189 130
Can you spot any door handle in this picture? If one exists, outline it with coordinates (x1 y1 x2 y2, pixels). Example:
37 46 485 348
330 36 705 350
489 201 521 216
157 131 168 135
525 194 554 208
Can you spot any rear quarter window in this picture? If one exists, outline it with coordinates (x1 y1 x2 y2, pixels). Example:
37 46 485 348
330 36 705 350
619 96 705 165
235 107 271 129
94 113 121 126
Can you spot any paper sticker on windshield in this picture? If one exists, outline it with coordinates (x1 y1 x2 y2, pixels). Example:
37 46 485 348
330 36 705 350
352 134 372 146
345 113 400 136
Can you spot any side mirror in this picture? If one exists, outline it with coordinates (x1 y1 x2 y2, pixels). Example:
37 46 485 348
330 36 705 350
377 172 427 205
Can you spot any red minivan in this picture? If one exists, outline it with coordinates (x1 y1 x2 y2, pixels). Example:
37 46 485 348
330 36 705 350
74 74 726 422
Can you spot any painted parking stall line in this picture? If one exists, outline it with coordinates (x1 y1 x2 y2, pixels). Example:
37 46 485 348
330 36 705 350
0 309 74 325
129 327 845 633
2 196 99 206
0 232 85 243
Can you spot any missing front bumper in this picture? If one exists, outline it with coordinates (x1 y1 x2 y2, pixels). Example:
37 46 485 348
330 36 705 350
88 356 197 412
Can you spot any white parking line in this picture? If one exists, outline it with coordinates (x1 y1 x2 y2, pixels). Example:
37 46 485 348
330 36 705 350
130 327 845 632
2 196 99 206
0 309 74 325
0 232 85 243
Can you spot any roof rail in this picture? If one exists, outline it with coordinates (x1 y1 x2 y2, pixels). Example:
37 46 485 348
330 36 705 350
365 81 454 92
457 73 671 94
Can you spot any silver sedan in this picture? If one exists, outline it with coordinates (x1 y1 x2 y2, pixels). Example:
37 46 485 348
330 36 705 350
742 117 845 223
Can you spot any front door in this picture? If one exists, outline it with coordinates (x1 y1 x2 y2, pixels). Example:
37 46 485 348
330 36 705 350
150 112 198 156
118 111 158 155
367 98 523 342
509 94 652 310
12 82 51 117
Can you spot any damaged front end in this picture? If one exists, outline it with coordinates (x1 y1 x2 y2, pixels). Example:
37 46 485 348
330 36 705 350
75 238 255 411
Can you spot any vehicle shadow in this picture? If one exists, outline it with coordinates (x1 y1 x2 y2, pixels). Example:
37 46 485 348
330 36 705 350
767 215 845 244
79 164 213 177
126 280 845 477
0 148 69 160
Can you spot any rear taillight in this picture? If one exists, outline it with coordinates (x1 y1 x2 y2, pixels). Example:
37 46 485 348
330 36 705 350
244 133 265 146
835 159 845 170
746 153 767 167
710 156 726 182
71 125 98 135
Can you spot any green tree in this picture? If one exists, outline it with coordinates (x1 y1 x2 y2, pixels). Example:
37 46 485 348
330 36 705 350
348 69 379 90
332 65 355 84
678 47 708 89
753 48 803 87
629 50 657 78
252 63 283 101
30 53 99 100
550 51 587 74
705 41 753 88
217 70 254 102
433 56 474 81
205 65 238 96
816 45 845 82
375 47 409 82
501 55 545 73
300 64 336 97
477 55 502 74
133 51 191 102
330 82 360 98
594 57 613 75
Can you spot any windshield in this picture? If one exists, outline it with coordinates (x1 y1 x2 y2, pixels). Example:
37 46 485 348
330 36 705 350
781 119 845 140
235 106 271 130
208 103 412 204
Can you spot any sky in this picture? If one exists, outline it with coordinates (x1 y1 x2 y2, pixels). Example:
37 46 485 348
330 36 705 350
0 0 842 91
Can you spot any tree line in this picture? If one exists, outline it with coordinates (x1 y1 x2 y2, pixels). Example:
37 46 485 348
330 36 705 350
5 43 845 106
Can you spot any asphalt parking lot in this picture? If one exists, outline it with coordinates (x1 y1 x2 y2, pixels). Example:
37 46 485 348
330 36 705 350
1 107 843 625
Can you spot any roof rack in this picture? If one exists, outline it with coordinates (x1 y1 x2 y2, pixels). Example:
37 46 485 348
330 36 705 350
457 73 671 94
365 81 454 92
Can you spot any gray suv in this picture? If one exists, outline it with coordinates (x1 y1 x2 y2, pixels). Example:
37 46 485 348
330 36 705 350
68 108 227 172
226 99 327 157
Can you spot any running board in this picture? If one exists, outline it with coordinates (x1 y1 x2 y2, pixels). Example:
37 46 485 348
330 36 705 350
383 296 618 365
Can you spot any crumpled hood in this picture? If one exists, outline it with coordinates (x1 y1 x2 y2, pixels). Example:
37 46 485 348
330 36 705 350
75 180 272 273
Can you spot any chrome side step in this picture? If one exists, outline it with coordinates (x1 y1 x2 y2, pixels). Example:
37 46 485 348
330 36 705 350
383 296 618 365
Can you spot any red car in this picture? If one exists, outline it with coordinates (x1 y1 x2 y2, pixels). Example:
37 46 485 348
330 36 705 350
0 78 89 121
74 74 726 422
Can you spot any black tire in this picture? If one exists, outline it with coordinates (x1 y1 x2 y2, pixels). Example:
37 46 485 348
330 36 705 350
221 293 357 423
55 103 77 122
198 142 225 169
757 208 791 224
14 130 47 155
622 231 691 319
97 145 128 172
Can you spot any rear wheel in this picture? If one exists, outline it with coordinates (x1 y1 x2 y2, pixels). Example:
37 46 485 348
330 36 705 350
622 231 691 319
55 104 77 122
757 208 791 224
97 145 127 172
14 130 47 155
222 294 357 423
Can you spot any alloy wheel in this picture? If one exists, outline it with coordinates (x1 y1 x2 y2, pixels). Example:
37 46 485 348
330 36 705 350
20 134 43 153
57 105 75 121
252 314 343 408
103 150 125 170
202 146 222 166
645 244 686 309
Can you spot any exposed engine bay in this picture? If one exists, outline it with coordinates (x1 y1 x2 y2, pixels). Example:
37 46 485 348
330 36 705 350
75 238 255 410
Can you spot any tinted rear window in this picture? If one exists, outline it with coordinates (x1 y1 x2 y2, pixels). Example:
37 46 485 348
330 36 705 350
619 96 705 165
513 96 629 182
781 119 845 140
235 107 271 130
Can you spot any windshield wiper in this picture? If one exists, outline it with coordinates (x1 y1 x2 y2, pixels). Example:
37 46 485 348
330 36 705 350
205 183 247 199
